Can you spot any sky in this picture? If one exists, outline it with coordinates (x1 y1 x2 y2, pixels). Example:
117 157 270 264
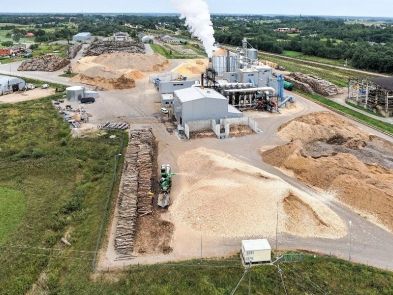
2 0 393 18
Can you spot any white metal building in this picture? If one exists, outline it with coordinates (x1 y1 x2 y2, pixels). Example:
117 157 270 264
73 32 92 43
241 239 272 264
159 80 197 94
173 87 242 127
0 75 26 95
142 35 154 44
113 32 130 42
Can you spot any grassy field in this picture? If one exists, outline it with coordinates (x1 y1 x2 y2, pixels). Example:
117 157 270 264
151 43 202 59
33 43 68 58
0 95 126 295
282 50 346 67
296 90 393 135
260 52 358 87
0 187 26 244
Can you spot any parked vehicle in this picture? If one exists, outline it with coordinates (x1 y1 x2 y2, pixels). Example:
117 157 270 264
161 107 169 114
80 97 95 104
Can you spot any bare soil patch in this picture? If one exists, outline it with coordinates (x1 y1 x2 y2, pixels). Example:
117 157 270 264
0 88 55 104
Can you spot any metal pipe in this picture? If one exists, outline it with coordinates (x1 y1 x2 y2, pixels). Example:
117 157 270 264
224 87 276 95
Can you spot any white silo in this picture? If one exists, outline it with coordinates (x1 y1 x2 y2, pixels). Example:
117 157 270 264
66 86 86 101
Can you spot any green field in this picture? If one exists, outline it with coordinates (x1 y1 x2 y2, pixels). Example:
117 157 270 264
260 52 357 87
0 187 26 244
151 43 203 59
282 50 346 67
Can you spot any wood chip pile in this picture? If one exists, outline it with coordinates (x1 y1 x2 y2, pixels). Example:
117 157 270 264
114 128 155 256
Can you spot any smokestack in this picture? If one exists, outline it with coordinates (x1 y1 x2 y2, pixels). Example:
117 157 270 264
171 0 216 57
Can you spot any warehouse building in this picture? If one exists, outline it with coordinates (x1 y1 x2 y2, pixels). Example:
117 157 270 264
173 87 242 127
241 239 272 264
73 32 92 43
0 75 26 95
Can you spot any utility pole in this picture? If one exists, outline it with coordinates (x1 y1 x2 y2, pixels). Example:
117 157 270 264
349 220 352 262
275 201 279 251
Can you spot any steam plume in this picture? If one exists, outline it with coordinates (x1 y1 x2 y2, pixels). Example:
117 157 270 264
171 0 216 57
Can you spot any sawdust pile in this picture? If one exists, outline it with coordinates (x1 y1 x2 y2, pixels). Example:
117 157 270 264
171 148 346 239
172 59 208 77
263 112 393 232
72 52 168 90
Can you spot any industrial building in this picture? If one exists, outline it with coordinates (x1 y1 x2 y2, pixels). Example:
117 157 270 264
241 239 272 264
0 75 26 95
73 32 92 43
173 87 242 127
204 38 291 111
348 77 393 117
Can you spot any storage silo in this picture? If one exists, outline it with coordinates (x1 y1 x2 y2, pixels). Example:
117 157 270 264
66 86 85 101
247 49 258 61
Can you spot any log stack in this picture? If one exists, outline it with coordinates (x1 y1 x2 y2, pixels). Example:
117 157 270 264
114 128 155 256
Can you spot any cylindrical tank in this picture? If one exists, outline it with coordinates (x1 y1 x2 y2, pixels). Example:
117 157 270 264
66 86 85 101
247 49 258 61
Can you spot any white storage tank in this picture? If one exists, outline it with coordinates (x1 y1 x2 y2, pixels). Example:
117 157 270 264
66 86 85 101
247 49 258 61
242 239 272 264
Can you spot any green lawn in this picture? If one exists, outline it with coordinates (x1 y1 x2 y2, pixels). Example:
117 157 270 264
151 43 201 59
260 52 356 87
282 50 346 67
0 187 26 244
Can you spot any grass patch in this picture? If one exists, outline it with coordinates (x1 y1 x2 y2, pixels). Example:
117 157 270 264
282 50 346 67
260 52 354 87
151 44 173 58
0 187 26 244
297 90 393 135
32 44 68 58
346 101 384 117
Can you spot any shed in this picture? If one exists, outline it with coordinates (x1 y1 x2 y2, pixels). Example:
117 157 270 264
173 87 242 127
66 86 86 101
142 35 154 44
0 75 26 95
73 32 92 43
241 239 272 264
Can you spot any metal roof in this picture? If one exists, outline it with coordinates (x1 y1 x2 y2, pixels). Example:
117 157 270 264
242 239 271 251
74 32 91 37
174 87 226 103
0 75 24 85
370 77 393 91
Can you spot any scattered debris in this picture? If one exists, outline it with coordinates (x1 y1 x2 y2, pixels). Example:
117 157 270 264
18 54 70 72
69 43 82 59
83 40 145 56
98 122 130 130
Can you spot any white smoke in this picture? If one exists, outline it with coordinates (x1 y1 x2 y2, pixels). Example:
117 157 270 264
171 0 216 57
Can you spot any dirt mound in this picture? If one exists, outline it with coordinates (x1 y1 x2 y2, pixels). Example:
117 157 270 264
284 193 331 237
18 54 69 72
278 111 369 143
172 59 208 76
171 148 346 239
72 52 168 90
263 112 393 232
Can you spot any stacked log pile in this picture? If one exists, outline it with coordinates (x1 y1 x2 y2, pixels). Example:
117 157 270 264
69 43 82 59
114 128 155 256
18 54 70 72
287 72 340 96
83 40 145 56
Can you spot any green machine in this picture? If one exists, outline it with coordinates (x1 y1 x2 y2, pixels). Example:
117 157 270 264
158 164 175 208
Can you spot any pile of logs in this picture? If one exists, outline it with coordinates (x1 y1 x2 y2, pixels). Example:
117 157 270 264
83 40 145 56
286 72 340 96
114 128 155 256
